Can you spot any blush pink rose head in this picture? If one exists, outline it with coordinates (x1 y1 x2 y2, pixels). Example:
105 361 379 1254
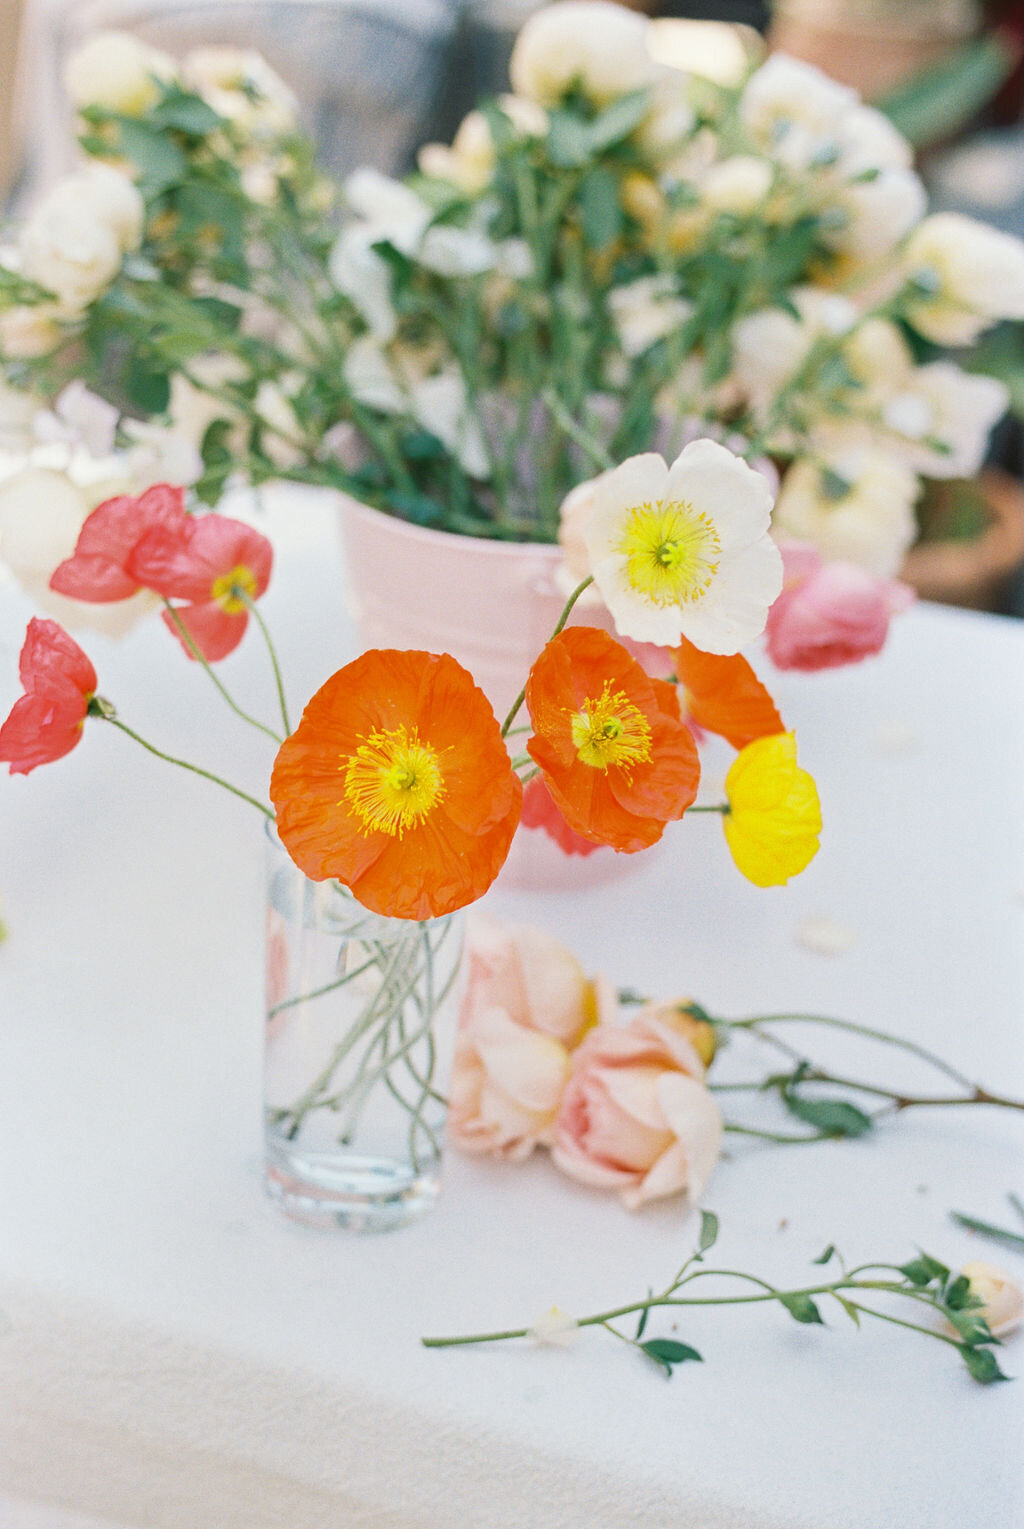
447 915 609 1160
766 541 914 672
551 1009 723 1209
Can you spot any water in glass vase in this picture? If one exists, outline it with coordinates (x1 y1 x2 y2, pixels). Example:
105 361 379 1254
264 829 462 1231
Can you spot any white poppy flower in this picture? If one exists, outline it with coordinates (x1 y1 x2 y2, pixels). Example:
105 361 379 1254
903 212 1024 345
34 381 119 458
342 335 405 413
881 362 1008 480
700 155 774 215
579 439 781 652
410 371 491 480
184 47 297 137
823 168 926 263
120 420 203 487
739 54 857 170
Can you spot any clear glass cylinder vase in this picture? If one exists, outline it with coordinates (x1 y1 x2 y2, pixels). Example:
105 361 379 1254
264 828 463 1231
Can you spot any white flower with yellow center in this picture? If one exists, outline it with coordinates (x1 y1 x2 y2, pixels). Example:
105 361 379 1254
580 440 781 653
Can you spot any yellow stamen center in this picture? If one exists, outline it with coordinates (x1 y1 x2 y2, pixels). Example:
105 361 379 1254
342 725 445 837
211 564 259 613
570 685 653 774
616 499 721 606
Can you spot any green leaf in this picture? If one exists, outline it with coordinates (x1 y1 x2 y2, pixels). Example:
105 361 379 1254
640 1337 703 1373
836 1297 860 1328
899 1253 949 1287
944 1275 973 1311
820 468 852 501
388 490 444 527
698 1210 719 1254
961 1344 1010 1384
779 1293 824 1325
582 90 651 155
579 168 622 252
634 1303 650 1341
947 1309 993 1347
782 1094 873 1138
546 109 593 169
949 1210 1024 1253
681 1002 712 1024
398 429 445 463
879 33 1019 148
124 355 170 414
812 1244 836 1266
111 118 187 195
148 88 224 137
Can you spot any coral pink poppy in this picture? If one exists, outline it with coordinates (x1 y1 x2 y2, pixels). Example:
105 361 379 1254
766 543 914 672
520 775 602 857
132 514 274 662
49 483 190 602
525 626 700 853
0 618 97 774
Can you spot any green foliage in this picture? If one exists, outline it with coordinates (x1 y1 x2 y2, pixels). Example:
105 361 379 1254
779 1293 824 1325
960 1345 1010 1384
640 1337 703 1375
812 1245 836 1267
698 1210 719 1254
781 1093 873 1139
879 33 1019 149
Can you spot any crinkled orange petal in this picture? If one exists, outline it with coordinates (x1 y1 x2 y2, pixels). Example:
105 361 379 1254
271 649 521 919
672 636 783 751
525 627 700 854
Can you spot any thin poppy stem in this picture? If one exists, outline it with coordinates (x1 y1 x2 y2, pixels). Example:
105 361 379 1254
237 590 292 736
540 387 615 472
499 576 593 739
162 602 282 744
686 803 729 815
103 717 274 819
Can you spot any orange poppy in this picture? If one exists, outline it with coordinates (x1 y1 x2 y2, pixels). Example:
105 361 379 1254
671 636 783 751
270 649 522 920
525 627 700 853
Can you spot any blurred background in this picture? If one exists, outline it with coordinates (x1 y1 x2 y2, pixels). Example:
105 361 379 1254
3 0 1024 611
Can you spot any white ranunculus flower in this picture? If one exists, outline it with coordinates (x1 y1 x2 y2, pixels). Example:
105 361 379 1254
254 378 305 470
954 1263 1023 1339
903 212 1024 345
773 448 919 578
419 99 548 197
824 168 927 263
77 163 146 253
579 439 781 651
731 287 857 413
410 371 491 480
0 304 63 360
63 30 177 117
634 71 697 161
509 0 657 107
18 185 123 318
700 155 774 215
739 54 856 170
608 275 692 358
0 465 156 634
842 318 914 389
833 103 914 175
338 168 501 286
184 47 297 137
881 362 1008 480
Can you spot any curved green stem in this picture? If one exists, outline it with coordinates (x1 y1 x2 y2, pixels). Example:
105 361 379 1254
162 602 282 743
500 576 594 738
237 590 291 735
103 716 273 819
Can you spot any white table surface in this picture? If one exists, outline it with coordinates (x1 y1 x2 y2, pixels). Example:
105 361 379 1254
1 486 1022 1529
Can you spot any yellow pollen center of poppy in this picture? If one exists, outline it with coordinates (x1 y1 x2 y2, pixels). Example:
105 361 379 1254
211 563 259 613
570 686 653 773
342 726 446 837
616 499 722 606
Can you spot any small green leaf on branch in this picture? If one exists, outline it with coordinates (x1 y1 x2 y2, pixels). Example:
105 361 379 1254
960 1345 1010 1384
812 1244 836 1266
779 1293 824 1325
782 1094 873 1138
698 1211 719 1254
641 1338 703 1375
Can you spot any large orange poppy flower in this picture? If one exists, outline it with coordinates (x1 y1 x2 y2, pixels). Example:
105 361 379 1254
270 649 522 920
671 636 783 751
525 627 700 853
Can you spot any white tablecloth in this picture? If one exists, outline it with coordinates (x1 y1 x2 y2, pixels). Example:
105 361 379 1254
1 487 1022 1529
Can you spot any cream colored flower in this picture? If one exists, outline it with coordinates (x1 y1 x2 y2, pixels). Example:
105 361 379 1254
580 439 781 651
33 381 119 458
120 419 203 487
19 185 123 318
833 103 914 175
0 378 44 451
509 0 657 107
903 212 1024 345
731 287 857 414
410 371 491 480
700 155 773 215
184 47 297 137
166 354 248 454
954 1263 1023 1339
881 362 1008 479
0 305 63 360
647 16 759 88
739 54 856 170
823 168 926 264
773 449 919 578
254 378 305 470
528 1307 580 1347
608 275 692 358
63 29 177 116
418 98 546 195
76 163 146 253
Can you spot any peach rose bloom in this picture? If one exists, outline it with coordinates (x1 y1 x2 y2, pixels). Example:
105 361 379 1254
552 1006 723 1208
448 915 609 1160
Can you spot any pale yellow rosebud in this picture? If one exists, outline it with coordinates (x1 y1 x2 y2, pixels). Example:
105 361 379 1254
955 1263 1023 1339
63 30 177 117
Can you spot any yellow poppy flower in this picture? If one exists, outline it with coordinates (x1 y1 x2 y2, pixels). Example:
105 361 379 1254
723 732 821 887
